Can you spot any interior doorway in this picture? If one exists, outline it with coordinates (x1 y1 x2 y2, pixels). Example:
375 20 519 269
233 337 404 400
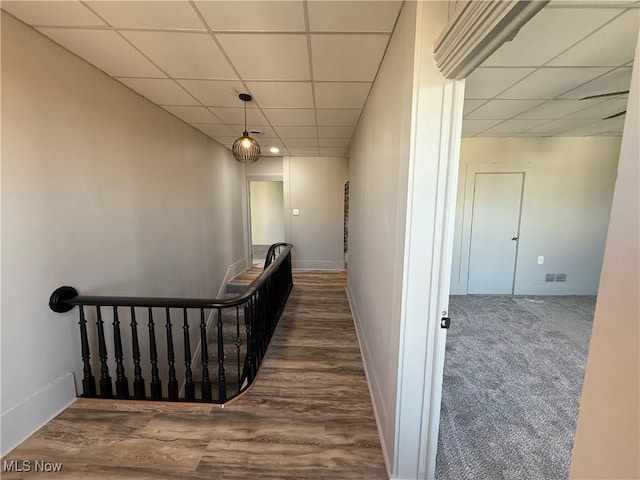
467 172 524 294
248 180 285 267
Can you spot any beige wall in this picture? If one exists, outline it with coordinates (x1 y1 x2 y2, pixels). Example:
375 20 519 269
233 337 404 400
451 137 621 295
1 13 244 454
570 34 639 479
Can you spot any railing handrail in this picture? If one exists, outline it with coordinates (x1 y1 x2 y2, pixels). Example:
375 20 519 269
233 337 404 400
50 243 293 312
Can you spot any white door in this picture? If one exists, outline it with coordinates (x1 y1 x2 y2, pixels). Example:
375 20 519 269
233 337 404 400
468 172 524 294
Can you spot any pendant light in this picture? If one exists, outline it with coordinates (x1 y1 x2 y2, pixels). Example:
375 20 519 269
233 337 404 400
232 93 261 163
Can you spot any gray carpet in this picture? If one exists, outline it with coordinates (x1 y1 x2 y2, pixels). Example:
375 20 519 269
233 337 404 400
435 295 596 480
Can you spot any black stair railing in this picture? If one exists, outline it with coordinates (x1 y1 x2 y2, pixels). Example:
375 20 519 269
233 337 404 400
49 243 293 404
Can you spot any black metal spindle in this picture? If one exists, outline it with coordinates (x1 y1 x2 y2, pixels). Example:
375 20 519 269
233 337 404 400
200 309 212 402
112 307 129 399
235 306 241 394
148 308 162 400
165 307 179 401
183 308 195 401
243 302 254 384
130 307 146 399
96 306 113 398
216 308 227 402
78 306 97 397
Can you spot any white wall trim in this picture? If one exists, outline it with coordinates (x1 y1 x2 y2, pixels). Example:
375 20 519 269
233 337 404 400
433 0 548 79
346 285 392 479
1 372 76 456
291 261 345 270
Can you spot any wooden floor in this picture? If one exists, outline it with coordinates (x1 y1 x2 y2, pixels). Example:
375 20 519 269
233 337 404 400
2 271 388 479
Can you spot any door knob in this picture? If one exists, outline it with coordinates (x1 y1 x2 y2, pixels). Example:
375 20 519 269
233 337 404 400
512 237 519 241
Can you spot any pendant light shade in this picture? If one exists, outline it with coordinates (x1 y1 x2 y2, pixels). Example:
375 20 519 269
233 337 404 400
232 93 261 163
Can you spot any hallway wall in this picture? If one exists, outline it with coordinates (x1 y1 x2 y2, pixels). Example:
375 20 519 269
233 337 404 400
1 13 245 455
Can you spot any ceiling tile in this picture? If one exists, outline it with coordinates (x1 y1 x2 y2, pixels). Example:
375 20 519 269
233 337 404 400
483 7 624 67
283 138 319 147
177 80 246 106
230 125 277 137
37 28 165 78
207 107 270 125
316 109 361 126
462 119 507 136
245 82 314 108
465 100 546 120
121 31 237 79
195 1 305 32
480 119 550 135
319 138 350 147
319 147 348 156
192 124 236 137
87 1 205 30
463 100 486 116
2 1 106 26
318 126 355 139
497 67 611 99
118 78 199 105
275 126 318 138
559 67 633 99
514 99 603 119
162 106 221 124
311 34 389 81
287 147 320 156
262 109 316 126
211 136 236 147
465 68 536 99
525 118 597 134
217 34 310 81
556 118 625 136
563 98 629 119
308 1 402 32
548 10 640 67
314 82 372 108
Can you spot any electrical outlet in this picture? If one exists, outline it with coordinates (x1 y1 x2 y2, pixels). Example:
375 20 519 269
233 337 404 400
537 256 544 265
292 208 300 216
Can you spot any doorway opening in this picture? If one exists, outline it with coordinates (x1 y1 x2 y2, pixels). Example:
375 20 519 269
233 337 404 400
248 180 285 267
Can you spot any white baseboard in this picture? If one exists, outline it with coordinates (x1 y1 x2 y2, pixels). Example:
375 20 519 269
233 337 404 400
1 372 76 457
216 257 248 297
292 260 345 270
346 285 393 479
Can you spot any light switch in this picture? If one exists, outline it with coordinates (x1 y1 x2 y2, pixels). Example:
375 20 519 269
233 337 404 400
292 208 300 216
537 256 544 265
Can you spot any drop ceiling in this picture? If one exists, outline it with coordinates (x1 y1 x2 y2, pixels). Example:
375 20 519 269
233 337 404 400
2 1 638 150
464 1 639 137
1 0 402 157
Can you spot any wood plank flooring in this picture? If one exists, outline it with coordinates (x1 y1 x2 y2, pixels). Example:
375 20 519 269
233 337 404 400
2 271 388 480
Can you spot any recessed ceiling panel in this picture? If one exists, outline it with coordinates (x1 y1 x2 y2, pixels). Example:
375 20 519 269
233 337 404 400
121 31 237 79
177 80 246 106
465 68 536 99
274 126 318 138
37 28 165 78
230 125 277 137
497 67 611 99
207 107 270 125
315 82 372 108
319 138 350 147
263 109 316 126
87 1 205 30
245 82 314 108
217 34 310 81
2 1 106 26
465 100 546 119
548 9 640 67
308 1 402 32
514 99 602 119
318 126 355 138
463 100 486 116
483 7 623 67
316 109 361 126
560 67 633 98
117 78 199 105
162 106 221 124
563 98 629 119
311 34 389 81
195 1 305 32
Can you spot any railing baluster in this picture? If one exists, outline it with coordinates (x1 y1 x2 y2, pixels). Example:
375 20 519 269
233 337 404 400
235 306 241 395
130 307 146 399
216 308 227 402
200 309 212 402
78 306 96 397
183 308 195 401
96 306 113 398
148 308 162 400
243 302 254 385
112 307 129 399
165 307 179 401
